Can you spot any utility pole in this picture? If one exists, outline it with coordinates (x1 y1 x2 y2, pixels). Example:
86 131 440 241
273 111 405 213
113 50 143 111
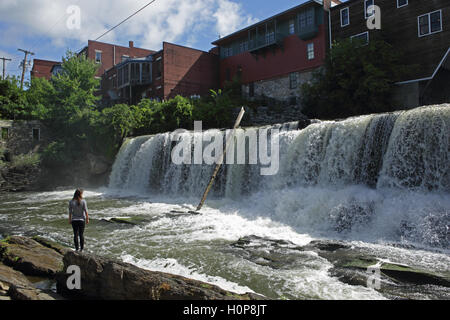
18 49 34 89
0 57 12 80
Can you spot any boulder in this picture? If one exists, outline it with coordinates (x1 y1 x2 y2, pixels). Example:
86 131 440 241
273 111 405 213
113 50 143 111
0 262 33 291
57 251 264 300
32 236 71 255
0 236 64 278
7 284 63 301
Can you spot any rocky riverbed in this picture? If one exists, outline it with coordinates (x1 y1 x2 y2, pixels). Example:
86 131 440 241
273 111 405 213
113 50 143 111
0 235 263 300
1 233 449 300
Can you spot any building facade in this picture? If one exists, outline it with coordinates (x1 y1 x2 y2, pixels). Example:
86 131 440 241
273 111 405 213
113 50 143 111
212 0 341 104
79 40 155 78
30 59 60 80
101 42 219 105
330 0 450 107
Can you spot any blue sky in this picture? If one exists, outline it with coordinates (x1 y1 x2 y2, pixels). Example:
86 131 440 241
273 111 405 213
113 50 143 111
0 0 312 83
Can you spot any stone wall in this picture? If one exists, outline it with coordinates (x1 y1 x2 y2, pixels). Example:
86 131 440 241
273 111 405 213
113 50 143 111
234 104 310 128
241 69 315 103
0 120 50 156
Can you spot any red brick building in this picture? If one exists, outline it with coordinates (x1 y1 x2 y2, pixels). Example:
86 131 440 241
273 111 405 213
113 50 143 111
101 42 219 105
79 40 155 78
30 59 60 80
330 0 450 107
212 0 341 103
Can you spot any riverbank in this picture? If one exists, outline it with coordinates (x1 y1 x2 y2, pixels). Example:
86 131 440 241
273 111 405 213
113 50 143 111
0 235 263 300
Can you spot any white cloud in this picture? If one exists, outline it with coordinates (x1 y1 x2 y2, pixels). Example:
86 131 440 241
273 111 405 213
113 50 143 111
213 0 258 37
0 0 258 53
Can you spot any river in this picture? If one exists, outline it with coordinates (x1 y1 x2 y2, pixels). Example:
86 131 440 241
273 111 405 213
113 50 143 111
0 105 449 300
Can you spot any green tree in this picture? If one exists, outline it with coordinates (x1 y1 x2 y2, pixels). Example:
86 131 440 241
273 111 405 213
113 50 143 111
0 76 31 120
300 39 413 119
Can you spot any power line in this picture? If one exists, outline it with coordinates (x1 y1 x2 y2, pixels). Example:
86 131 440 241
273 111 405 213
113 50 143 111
93 0 158 42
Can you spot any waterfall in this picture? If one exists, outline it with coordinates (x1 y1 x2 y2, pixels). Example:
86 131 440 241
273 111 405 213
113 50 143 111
108 105 450 248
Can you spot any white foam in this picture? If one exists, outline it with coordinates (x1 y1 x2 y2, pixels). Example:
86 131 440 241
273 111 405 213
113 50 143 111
121 255 254 294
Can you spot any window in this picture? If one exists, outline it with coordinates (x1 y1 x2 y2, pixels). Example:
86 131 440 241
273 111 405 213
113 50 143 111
1 128 9 140
95 51 102 64
222 47 233 58
156 60 162 78
365 0 375 19
307 43 315 60
266 29 275 44
32 128 40 141
249 82 255 97
397 0 408 8
289 73 298 89
351 31 369 45
418 10 443 37
341 8 349 27
299 8 314 30
239 41 248 53
289 19 295 34
122 55 129 62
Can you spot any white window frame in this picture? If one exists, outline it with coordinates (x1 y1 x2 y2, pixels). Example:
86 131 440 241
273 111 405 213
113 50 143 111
351 31 369 45
397 0 408 8
364 0 375 19
95 50 102 64
341 7 350 27
307 43 315 60
418 10 443 38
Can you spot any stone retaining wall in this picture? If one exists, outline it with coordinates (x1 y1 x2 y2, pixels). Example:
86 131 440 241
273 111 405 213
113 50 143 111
0 120 50 156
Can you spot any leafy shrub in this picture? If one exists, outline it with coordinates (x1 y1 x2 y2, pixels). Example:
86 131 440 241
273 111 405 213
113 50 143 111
300 39 415 119
11 152 40 169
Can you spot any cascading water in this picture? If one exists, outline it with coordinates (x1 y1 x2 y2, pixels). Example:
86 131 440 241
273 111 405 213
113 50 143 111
109 105 450 249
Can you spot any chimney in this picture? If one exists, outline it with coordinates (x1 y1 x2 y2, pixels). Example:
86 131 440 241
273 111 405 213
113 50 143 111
323 0 331 11
129 41 134 48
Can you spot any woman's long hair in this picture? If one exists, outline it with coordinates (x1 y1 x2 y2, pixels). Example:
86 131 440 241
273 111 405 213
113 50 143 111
73 189 83 205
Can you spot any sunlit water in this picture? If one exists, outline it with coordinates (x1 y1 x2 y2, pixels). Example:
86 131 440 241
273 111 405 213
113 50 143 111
0 187 448 300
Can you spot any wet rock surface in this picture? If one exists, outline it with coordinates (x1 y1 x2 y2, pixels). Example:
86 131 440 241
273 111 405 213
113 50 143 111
56 251 264 300
0 236 64 277
230 236 450 300
0 234 264 300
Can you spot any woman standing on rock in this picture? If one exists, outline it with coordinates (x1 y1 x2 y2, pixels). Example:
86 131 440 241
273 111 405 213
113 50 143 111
68 189 89 252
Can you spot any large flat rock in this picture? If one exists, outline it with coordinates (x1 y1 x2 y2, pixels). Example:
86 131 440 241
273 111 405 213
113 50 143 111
0 262 33 291
7 284 63 301
0 236 64 278
57 251 264 300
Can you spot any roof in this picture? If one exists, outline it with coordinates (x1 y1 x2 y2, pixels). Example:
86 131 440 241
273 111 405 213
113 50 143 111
212 0 323 45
